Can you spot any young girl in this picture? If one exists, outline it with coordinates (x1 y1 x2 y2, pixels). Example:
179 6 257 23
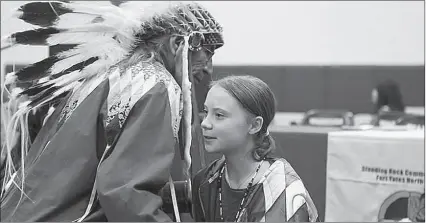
192 75 319 222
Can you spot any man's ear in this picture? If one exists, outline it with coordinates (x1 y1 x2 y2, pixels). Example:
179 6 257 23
169 35 183 56
248 116 264 135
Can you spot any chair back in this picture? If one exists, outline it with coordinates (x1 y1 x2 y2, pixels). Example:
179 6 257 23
371 111 407 126
301 109 355 127
396 115 425 126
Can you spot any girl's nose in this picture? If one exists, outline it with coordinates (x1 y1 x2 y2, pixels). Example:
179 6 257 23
201 116 212 130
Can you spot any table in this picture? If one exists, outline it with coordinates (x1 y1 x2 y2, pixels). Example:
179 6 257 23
266 126 424 222
325 130 425 222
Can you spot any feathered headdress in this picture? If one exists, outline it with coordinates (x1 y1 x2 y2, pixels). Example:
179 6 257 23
2 1 223 99
1 1 223 219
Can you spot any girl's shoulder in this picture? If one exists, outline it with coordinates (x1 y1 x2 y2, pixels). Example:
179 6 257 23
193 157 225 183
265 157 303 185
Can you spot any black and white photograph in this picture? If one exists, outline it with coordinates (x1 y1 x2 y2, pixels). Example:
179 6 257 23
0 1 424 222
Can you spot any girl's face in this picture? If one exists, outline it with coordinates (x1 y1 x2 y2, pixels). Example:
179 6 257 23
201 85 253 155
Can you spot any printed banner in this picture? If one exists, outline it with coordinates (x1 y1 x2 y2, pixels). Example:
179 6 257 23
325 130 425 222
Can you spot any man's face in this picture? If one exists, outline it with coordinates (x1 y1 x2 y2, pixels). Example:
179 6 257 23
190 45 216 112
190 45 215 85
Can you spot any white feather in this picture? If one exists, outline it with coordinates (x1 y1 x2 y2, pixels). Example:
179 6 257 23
10 88 23 98
57 23 121 34
119 1 173 21
1 34 16 48
66 2 123 16
37 77 50 84
11 8 23 19
18 101 30 109
51 38 127 74
65 2 146 37
52 70 83 87
50 53 93 74
40 0 142 78
59 3 141 35
53 13 99 28
47 32 106 45
81 54 125 78
30 82 80 110
53 37 115 63
52 81 79 97
7 0 149 83
4 72 17 85
62 26 134 46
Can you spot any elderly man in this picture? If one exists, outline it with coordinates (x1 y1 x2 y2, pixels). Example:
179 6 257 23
1 1 223 221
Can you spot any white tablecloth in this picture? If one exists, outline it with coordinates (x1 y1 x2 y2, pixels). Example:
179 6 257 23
325 130 425 222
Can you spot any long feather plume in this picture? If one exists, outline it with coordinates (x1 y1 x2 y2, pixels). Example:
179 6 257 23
11 56 62 83
15 1 73 27
8 28 62 46
16 57 97 99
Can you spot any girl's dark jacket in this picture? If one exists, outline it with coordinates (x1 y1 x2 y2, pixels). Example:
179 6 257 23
192 157 320 222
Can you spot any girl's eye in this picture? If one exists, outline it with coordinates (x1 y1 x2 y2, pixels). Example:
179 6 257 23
200 109 208 120
215 113 224 118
